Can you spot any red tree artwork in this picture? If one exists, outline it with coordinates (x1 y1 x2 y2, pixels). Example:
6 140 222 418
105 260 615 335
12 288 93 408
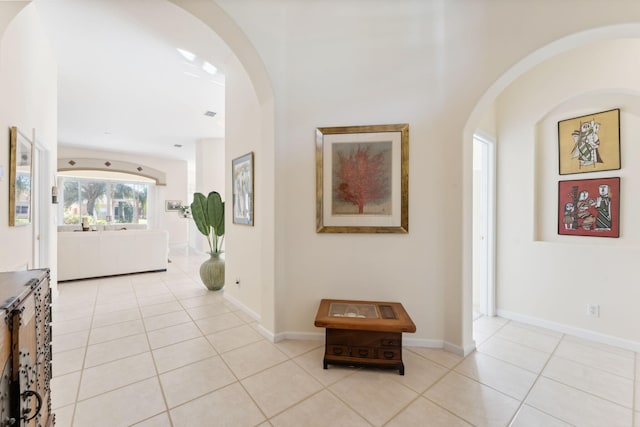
334 142 391 214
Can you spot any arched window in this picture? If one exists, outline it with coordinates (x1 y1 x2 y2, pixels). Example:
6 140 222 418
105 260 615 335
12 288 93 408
57 170 155 226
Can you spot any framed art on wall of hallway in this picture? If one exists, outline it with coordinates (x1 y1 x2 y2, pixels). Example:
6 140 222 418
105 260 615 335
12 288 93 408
558 177 620 237
232 152 254 226
315 123 409 233
9 126 33 227
558 108 620 175
165 200 182 212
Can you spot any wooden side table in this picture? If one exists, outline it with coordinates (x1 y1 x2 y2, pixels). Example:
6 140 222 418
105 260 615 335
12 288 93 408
314 299 416 375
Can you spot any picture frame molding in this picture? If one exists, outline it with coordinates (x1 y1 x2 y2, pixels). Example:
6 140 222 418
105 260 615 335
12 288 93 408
315 123 409 233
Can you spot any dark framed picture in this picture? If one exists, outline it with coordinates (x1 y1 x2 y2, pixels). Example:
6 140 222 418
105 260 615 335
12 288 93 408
165 200 182 212
232 152 254 225
558 108 620 175
558 177 620 237
315 123 409 233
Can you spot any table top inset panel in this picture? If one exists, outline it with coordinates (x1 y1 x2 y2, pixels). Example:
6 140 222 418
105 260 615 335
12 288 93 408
329 302 379 319
314 299 416 333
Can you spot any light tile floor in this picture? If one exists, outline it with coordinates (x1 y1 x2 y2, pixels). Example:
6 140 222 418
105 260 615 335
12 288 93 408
51 250 640 426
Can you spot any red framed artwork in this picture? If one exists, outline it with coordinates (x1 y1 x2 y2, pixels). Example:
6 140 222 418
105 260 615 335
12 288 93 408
558 177 620 237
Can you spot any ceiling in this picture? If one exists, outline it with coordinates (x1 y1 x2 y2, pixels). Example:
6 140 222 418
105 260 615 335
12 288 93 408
33 0 232 163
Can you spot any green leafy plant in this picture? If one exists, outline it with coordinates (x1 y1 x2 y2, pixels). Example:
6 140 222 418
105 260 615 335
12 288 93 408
190 191 225 254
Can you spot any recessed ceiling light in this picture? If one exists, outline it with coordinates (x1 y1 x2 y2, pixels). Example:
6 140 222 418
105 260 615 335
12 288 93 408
202 61 217 75
177 48 196 62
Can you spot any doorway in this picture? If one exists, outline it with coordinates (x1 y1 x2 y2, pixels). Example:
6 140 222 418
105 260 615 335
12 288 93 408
472 132 496 320
32 140 51 269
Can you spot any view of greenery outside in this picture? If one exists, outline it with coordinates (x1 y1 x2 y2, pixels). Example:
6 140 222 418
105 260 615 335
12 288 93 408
59 177 149 225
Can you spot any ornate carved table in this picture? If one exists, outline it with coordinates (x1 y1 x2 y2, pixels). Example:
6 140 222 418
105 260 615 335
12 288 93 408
314 299 416 375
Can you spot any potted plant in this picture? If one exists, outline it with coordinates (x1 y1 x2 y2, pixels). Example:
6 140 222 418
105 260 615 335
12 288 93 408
190 191 225 290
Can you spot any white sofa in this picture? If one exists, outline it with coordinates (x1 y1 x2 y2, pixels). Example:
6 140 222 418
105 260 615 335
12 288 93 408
58 224 148 232
58 229 169 281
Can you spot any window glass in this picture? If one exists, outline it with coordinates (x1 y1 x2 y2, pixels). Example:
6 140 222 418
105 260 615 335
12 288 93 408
58 176 151 225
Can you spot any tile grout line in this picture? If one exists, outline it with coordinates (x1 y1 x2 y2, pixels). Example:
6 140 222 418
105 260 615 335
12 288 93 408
474 318 572 425
63 280 98 427
407 317 515 426
53 263 195 425
504 328 566 427
151 266 228 426
505 331 638 426
539 346 637 411
156 268 274 425
57 262 639 426
251 339 403 424
135 277 175 427
479 318 636 422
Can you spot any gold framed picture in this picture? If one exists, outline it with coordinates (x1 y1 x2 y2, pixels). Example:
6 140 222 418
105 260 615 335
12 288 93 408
9 126 33 227
315 123 408 233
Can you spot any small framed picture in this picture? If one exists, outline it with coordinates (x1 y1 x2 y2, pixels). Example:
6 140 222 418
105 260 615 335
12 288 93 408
9 126 33 227
558 108 620 175
165 200 182 212
558 177 620 237
232 152 254 225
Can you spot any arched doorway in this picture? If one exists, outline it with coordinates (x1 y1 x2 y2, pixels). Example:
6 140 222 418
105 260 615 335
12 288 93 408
463 24 640 353
1 0 277 332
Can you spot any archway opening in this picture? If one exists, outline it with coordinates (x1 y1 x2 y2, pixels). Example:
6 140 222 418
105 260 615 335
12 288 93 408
463 25 640 353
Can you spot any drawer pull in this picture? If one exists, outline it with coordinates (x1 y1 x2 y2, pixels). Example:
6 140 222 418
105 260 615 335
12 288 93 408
358 349 369 357
332 348 343 355
21 389 42 422
383 351 395 359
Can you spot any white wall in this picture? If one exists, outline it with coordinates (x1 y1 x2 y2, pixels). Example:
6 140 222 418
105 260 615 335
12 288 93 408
6 0 640 352
57 145 189 246
224 54 264 319
215 0 640 350
192 137 225 253
0 4 58 289
496 38 640 346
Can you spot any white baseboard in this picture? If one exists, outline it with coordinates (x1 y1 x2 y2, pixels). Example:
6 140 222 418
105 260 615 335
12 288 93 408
223 292 261 322
222 291 280 343
222 292 474 355
257 325 276 342
444 340 476 356
264 332 458 352
497 309 640 353
273 331 324 343
404 337 443 349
